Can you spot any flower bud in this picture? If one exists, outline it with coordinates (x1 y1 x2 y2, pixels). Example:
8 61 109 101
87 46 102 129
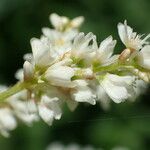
70 16 84 28
119 48 131 61
138 71 149 82
23 61 34 81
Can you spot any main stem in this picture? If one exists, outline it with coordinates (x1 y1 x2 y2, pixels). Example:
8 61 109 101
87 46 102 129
0 82 29 102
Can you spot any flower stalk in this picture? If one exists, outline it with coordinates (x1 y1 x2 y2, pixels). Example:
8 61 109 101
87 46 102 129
0 82 30 102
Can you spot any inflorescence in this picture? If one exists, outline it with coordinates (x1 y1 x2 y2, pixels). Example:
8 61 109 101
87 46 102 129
0 13 150 137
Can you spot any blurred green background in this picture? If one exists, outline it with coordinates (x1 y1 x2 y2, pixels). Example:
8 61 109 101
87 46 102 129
0 0 150 149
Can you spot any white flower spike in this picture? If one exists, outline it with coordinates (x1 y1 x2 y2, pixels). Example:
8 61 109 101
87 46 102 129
0 13 150 137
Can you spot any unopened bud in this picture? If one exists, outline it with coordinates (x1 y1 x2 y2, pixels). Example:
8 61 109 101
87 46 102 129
83 68 94 79
132 69 139 75
70 16 84 28
75 68 94 79
119 48 131 61
23 61 34 81
138 71 149 82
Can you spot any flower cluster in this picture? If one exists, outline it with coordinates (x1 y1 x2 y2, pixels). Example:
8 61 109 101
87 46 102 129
46 142 129 150
0 13 150 137
46 142 97 150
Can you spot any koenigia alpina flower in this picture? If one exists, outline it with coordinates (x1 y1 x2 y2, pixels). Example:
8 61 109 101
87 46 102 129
0 13 149 137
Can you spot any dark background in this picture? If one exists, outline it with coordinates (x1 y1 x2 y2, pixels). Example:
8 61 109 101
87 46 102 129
0 0 150 149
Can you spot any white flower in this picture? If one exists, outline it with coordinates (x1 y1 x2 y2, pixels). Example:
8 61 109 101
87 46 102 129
71 32 97 59
41 84 78 111
42 28 77 57
38 95 62 125
0 108 17 137
49 13 84 30
0 13 150 135
50 13 69 30
45 65 75 88
118 20 150 50
100 74 135 103
137 45 150 69
30 37 56 67
71 80 96 105
42 28 77 43
97 36 117 64
7 91 39 125
9 100 39 125
46 142 96 150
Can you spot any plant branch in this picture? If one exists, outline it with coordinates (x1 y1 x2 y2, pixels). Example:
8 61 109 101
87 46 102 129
0 82 31 102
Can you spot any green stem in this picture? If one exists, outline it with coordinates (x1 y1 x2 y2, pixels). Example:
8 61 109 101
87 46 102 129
94 61 136 74
94 62 120 72
0 82 30 102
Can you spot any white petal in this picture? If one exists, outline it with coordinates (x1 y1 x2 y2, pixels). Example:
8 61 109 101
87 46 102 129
134 79 148 97
101 78 128 103
0 108 17 130
30 38 55 67
117 21 133 46
0 108 17 137
71 86 96 105
73 32 95 52
26 100 38 114
45 66 75 87
23 53 33 62
96 85 110 110
41 95 62 120
98 36 116 60
107 74 135 86
15 69 23 81
42 28 60 42
73 32 85 49
138 45 150 69
63 29 78 41
8 97 39 125
49 13 69 29
38 104 54 126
